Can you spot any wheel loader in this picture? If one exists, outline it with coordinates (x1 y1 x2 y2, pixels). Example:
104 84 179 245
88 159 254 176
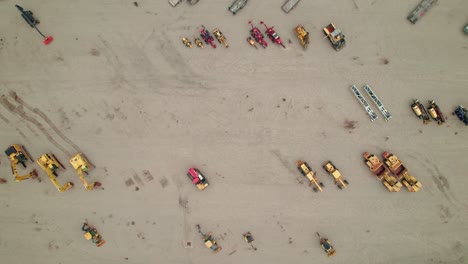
382 152 422 192
69 153 101 191
323 161 348 189
37 153 73 192
4 144 37 182
296 160 324 192
363 152 402 192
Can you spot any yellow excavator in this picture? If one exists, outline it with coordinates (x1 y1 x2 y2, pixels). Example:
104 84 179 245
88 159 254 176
4 144 37 182
69 153 101 191
37 153 74 192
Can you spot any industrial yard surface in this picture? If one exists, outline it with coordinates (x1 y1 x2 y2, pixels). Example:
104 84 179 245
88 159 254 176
0 1 467 263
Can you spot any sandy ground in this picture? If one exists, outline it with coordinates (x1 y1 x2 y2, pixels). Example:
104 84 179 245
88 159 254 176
0 0 468 263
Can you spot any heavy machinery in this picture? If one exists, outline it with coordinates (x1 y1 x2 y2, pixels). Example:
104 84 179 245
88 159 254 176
294 24 310 49
181 37 192 48
427 100 446 125
323 161 348 189
363 152 402 192
200 26 216 48
407 0 437 24
213 28 229 48
282 0 301 13
363 85 392 121
411 99 431 124
243 232 257 250
296 160 324 192
196 224 221 253
454 105 468 125
246 37 258 49
15 5 53 45
316 232 336 257
229 0 248 15
187 167 209 191
4 144 37 182
82 220 105 247
382 152 422 192
37 153 74 192
194 38 204 48
351 85 378 122
323 24 346 51
70 153 101 191
249 21 268 48
261 21 285 48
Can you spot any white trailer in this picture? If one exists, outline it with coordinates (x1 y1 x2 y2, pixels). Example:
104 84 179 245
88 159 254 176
282 0 301 13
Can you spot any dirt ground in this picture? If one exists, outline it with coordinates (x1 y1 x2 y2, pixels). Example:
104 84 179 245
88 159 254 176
1 0 467 263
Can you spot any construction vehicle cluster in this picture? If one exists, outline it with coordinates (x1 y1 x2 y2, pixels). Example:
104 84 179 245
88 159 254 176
181 22 345 51
411 99 446 125
296 160 348 192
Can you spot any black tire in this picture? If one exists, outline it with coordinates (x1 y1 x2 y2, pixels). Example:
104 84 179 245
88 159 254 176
338 185 342 190
319 182 324 187
297 167 306 176
344 180 349 184
313 187 318 192
187 173 193 180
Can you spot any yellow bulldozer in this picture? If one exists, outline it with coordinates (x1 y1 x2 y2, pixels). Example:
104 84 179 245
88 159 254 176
69 153 101 191
294 25 310 49
37 153 74 192
4 144 37 182
382 152 422 192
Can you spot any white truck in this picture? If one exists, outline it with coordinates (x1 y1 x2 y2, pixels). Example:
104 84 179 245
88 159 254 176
169 0 199 7
282 0 301 13
407 0 437 24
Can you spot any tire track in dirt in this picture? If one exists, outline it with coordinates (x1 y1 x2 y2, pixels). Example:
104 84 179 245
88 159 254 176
8 91 83 154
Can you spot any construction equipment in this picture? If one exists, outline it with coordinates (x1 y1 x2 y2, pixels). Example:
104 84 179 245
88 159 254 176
182 37 192 48
454 105 468 125
243 232 257 250
296 160 324 192
411 99 431 124
407 0 437 24
316 232 336 257
4 144 37 182
363 85 392 121
294 25 310 49
351 85 378 122
169 0 183 6
82 220 105 247
200 25 216 48
249 21 268 48
70 153 101 191
427 100 445 125
213 28 229 48
282 0 301 13
37 154 74 192
15 5 53 45
323 161 348 189
246 37 258 49
382 152 422 192
196 224 221 253
363 152 402 192
187 167 209 191
194 38 204 48
323 24 346 51
261 21 285 48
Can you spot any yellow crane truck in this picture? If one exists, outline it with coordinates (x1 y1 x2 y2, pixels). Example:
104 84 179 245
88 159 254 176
4 144 37 182
37 153 74 192
382 152 422 192
296 160 324 192
363 152 402 192
70 153 101 191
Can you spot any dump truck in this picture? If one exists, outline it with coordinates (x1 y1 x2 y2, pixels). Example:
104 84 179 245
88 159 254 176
323 161 348 189
407 0 437 24
294 25 310 49
70 153 101 191
187 167 209 191
411 99 431 124
37 153 74 192
363 152 402 192
296 160 324 192
4 144 37 182
196 224 221 253
382 152 422 192
323 24 346 51
282 0 301 13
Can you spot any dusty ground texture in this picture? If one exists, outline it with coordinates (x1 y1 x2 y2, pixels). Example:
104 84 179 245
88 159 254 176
0 0 467 263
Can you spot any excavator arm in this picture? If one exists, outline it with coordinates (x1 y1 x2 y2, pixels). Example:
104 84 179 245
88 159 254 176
37 154 73 193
